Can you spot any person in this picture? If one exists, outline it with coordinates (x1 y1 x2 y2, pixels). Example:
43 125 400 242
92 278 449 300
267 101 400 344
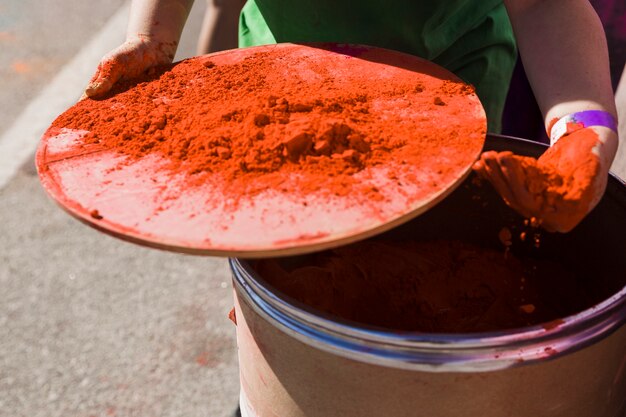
84 0 619 233
501 0 626 177
196 0 246 55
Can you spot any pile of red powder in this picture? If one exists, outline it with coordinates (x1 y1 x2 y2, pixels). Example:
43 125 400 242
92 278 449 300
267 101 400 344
51 47 484 198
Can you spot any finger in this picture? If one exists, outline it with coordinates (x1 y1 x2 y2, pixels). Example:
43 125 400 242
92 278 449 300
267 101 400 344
85 58 125 97
498 155 541 214
84 78 113 98
480 152 518 207
472 158 487 178
472 151 500 179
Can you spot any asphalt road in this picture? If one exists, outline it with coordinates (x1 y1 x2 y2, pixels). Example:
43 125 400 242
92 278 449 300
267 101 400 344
0 2 241 416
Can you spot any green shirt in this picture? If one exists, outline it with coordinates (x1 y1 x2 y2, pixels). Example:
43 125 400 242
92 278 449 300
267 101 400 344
239 0 517 132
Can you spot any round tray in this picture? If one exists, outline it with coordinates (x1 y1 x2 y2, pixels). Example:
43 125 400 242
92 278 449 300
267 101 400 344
37 43 486 258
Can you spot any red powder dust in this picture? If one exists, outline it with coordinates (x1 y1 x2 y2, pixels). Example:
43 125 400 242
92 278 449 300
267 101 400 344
51 44 485 201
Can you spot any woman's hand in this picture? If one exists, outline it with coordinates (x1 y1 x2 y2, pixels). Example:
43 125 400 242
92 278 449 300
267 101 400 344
85 36 178 98
473 127 618 232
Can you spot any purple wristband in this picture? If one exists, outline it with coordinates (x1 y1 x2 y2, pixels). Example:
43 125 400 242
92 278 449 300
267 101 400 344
549 110 618 145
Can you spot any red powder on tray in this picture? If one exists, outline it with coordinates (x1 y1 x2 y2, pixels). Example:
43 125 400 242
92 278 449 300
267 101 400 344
254 239 593 333
51 47 484 200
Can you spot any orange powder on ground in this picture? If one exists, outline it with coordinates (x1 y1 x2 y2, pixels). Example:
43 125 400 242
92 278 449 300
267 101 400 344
12 60 32 74
0 32 16 42
51 48 484 200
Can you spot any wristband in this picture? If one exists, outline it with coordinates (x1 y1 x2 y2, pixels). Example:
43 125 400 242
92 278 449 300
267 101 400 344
549 110 617 146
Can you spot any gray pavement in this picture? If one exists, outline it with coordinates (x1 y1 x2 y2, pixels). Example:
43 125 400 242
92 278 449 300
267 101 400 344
0 0 127 130
0 168 239 417
0 1 240 416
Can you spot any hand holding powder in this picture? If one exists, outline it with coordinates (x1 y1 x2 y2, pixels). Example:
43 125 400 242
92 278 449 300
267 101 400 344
474 127 615 233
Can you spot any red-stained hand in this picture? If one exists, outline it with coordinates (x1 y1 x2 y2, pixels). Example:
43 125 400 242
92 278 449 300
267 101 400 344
85 36 177 98
473 127 617 232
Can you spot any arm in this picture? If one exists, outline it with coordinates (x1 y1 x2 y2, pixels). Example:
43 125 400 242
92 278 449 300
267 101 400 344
85 0 194 97
197 0 246 54
505 0 616 130
127 0 194 42
474 0 619 232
